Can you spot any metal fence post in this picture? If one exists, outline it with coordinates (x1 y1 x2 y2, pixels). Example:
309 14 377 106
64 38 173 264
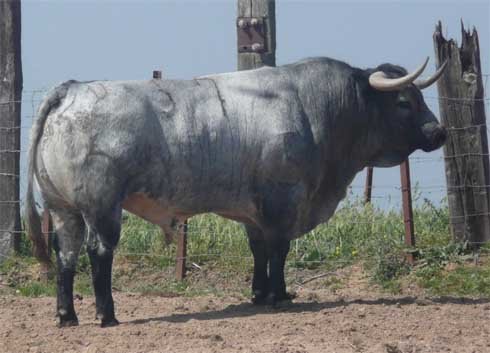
364 167 373 204
175 221 188 280
41 209 52 258
152 69 188 280
400 160 415 264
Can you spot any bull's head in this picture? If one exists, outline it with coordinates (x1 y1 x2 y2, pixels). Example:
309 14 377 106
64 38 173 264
365 57 447 167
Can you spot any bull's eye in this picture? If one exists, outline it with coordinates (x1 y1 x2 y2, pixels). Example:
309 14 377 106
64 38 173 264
396 100 412 110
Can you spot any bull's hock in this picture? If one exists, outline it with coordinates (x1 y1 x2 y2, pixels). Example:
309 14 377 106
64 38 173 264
25 56 446 326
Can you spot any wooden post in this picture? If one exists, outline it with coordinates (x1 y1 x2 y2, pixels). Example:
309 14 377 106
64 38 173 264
0 0 22 260
364 167 373 204
237 0 275 70
400 160 415 263
433 21 490 245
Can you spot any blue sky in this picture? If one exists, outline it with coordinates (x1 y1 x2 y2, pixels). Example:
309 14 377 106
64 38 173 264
20 0 490 208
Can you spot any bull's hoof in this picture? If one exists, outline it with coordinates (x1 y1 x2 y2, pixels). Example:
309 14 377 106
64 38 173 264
101 318 120 328
58 317 79 328
251 290 269 305
275 291 296 302
268 291 296 307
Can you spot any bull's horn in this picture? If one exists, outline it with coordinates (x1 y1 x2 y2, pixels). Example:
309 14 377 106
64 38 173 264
414 60 448 89
369 57 429 92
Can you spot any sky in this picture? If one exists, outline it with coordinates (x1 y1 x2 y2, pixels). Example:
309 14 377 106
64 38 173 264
19 0 490 209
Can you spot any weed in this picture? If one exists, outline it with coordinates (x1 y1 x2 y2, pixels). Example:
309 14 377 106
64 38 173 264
3 193 489 298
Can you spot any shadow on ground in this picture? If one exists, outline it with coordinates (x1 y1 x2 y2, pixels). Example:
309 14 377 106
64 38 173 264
126 296 490 325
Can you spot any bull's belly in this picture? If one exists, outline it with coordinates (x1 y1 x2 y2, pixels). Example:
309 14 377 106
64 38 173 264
121 192 258 240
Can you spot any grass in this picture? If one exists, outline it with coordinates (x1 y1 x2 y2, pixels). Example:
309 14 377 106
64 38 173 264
1 191 489 298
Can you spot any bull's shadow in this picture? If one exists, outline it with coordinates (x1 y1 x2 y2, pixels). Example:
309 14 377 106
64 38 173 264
125 296 490 326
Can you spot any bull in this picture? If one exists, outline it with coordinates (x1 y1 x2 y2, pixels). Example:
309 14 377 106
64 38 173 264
25 56 447 327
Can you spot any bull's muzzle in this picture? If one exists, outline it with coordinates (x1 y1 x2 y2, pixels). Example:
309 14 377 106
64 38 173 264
421 124 447 152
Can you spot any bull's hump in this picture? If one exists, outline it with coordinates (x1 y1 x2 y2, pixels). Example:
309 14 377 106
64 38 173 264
197 65 272 80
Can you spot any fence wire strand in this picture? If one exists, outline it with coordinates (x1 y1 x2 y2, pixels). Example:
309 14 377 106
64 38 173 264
1 87 490 266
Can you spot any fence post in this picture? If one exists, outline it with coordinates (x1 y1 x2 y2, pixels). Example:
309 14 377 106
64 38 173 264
175 221 188 280
364 167 373 204
152 69 189 280
41 209 52 258
400 160 415 263
433 21 490 245
237 0 275 70
0 0 22 261
40 208 52 278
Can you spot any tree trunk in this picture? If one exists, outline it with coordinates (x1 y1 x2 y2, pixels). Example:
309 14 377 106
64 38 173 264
433 21 490 245
0 0 22 260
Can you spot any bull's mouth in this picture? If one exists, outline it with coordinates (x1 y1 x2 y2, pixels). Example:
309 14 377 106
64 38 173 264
368 150 407 168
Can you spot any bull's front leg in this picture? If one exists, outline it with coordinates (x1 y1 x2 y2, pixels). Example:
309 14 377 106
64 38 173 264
246 226 269 304
248 238 269 304
267 237 293 305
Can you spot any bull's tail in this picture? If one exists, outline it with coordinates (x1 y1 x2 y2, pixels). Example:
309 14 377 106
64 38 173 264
25 81 73 266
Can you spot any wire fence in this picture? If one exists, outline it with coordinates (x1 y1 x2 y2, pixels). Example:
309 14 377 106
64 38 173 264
1 83 490 270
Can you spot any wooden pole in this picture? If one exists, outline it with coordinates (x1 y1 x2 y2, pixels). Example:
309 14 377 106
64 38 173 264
433 21 490 245
237 0 275 70
0 0 22 260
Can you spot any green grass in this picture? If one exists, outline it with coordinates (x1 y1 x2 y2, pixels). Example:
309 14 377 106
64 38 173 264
2 192 490 298
416 264 490 297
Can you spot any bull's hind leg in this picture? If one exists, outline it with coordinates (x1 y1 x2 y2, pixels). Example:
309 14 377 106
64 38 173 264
84 206 122 328
246 226 269 304
50 209 85 327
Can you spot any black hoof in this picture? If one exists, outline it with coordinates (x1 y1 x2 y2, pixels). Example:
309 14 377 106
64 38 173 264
58 317 79 328
251 290 269 305
276 291 296 302
267 292 296 307
101 318 120 328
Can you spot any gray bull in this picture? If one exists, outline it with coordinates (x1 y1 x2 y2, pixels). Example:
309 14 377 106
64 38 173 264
26 56 447 327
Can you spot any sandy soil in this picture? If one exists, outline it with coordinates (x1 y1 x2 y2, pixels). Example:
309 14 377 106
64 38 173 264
1 268 489 353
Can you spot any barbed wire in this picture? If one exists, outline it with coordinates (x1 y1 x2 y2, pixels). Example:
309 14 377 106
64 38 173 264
425 96 490 102
3 87 490 264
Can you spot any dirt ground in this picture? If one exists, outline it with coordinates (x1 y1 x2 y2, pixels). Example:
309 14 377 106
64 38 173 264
1 267 489 353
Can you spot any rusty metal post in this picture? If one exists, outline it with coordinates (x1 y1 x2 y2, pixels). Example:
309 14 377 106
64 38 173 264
152 69 188 280
400 160 415 264
175 221 188 280
41 209 52 258
364 167 373 204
